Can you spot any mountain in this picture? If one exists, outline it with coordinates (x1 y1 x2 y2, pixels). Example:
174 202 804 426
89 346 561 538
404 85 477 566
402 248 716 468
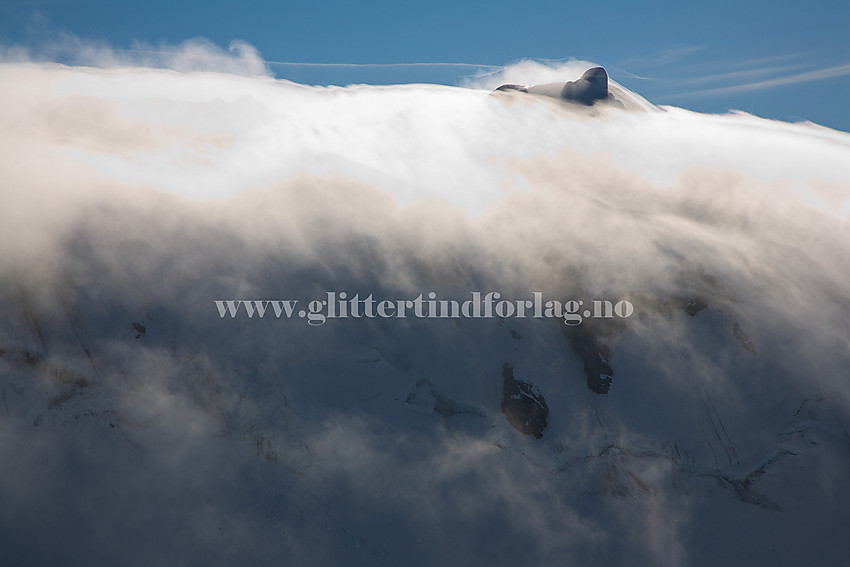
1 60 849 566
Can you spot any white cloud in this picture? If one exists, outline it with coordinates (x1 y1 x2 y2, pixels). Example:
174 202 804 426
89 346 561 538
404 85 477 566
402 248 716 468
1 45 850 566
0 33 272 76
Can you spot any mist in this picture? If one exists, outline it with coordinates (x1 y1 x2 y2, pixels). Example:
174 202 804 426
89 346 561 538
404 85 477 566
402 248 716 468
1 45 849 566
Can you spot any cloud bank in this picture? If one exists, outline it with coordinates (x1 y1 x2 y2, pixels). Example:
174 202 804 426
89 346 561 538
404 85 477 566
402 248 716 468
1 41 850 566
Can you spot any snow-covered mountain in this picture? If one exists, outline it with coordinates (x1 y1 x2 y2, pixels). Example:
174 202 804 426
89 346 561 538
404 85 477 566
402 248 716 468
1 59 849 566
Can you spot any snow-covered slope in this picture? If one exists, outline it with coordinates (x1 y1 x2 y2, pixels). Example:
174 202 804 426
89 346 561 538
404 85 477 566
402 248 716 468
1 60 849 566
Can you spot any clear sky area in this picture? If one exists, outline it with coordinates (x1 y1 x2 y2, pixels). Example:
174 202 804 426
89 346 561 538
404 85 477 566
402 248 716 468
1 0 848 131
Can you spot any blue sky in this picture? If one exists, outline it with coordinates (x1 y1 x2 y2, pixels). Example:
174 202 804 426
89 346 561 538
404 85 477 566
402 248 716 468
2 0 848 131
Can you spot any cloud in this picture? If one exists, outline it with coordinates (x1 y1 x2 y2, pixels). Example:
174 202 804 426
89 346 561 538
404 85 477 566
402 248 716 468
658 62 850 99
663 64 804 86
0 32 272 76
618 46 706 69
1 45 850 566
267 60 500 70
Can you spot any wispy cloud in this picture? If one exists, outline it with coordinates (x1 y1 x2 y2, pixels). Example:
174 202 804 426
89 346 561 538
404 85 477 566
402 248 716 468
618 46 705 69
615 52 809 83
0 34 272 76
711 52 811 71
675 64 804 85
0 31 502 84
657 62 850 100
266 60 500 69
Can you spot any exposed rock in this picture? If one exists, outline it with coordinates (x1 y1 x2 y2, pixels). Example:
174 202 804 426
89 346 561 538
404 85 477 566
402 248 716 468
132 321 146 339
683 295 708 317
563 326 614 395
500 363 549 439
732 323 756 354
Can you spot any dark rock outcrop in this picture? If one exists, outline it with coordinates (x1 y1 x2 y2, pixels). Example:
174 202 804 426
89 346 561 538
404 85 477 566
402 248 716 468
563 326 614 395
501 364 549 438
